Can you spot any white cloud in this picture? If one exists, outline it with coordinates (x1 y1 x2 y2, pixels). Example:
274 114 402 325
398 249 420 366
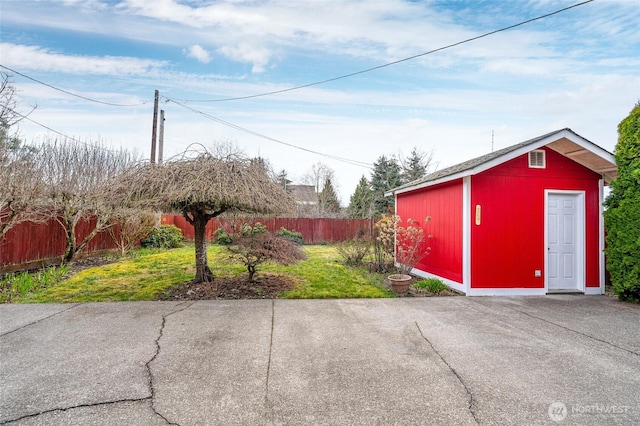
3 0 637 202
217 43 272 73
0 43 167 75
184 44 211 63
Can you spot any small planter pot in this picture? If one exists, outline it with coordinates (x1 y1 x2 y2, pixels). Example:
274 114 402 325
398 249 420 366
388 274 412 293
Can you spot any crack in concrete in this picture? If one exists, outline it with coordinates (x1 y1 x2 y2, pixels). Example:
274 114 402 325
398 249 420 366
1 301 197 425
509 308 640 356
0 304 80 338
264 299 275 411
146 301 195 426
415 322 479 425
0 397 152 425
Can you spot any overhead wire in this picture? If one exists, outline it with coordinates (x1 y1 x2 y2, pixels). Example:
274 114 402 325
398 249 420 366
180 0 595 103
1 0 594 166
7 107 123 153
162 95 373 169
0 64 149 107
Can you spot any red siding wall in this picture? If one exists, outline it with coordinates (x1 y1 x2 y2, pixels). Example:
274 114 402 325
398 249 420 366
397 179 463 284
470 147 601 289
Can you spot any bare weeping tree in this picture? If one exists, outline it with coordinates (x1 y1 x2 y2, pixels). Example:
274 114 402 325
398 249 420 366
37 138 138 262
110 148 295 283
0 144 46 237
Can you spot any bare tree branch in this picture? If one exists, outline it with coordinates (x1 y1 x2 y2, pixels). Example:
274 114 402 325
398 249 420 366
110 146 296 283
1 71 37 147
37 138 138 262
0 144 47 237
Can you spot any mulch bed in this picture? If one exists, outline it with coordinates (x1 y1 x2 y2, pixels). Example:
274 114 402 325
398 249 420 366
160 273 297 301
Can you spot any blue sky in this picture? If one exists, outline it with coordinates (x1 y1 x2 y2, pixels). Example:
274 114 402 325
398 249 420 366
1 0 638 203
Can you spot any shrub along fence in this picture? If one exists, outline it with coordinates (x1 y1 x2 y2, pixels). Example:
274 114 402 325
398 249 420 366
1 215 374 272
161 215 373 245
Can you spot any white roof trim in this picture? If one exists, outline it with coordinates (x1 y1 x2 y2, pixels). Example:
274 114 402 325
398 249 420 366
392 129 616 196
392 172 467 195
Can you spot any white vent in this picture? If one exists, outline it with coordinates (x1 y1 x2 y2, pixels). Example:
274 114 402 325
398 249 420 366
529 150 545 168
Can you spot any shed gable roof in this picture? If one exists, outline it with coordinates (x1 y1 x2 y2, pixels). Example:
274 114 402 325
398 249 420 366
391 128 617 195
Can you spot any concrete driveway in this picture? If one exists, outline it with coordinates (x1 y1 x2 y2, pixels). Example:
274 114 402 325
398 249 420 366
1 296 638 425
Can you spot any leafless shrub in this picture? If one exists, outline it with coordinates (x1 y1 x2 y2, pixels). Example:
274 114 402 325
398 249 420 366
227 223 306 282
107 209 157 256
336 235 372 266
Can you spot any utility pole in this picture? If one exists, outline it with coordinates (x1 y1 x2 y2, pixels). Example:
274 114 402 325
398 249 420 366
158 109 165 164
150 89 159 164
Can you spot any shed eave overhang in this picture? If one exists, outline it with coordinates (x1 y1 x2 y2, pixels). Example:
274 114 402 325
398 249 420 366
388 128 617 197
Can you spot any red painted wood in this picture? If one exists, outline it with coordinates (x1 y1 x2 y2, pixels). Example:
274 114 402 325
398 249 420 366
470 147 601 289
1 215 375 271
161 215 374 245
0 216 119 270
397 179 464 283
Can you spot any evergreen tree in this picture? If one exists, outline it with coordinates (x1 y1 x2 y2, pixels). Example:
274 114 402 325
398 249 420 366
319 177 341 215
276 169 292 192
400 147 432 184
604 102 640 302
348 175 373 218
370 155 402 216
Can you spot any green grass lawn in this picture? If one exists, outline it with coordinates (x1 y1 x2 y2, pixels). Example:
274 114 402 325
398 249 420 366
11 245 393 303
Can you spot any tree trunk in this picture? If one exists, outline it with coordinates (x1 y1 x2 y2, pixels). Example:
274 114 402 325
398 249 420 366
74 218 111 260
63 219 77 263
248 264 256 283
192 211 214 283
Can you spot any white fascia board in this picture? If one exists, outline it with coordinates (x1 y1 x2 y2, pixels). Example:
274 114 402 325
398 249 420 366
392 129 614 197
393 171 470 195
466 130 585 176
556 130 616 163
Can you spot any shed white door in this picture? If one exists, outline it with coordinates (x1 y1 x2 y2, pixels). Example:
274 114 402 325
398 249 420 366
547 193 584 291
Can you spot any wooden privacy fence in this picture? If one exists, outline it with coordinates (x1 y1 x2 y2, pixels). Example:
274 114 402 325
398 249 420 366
0 217 118 272
162 215 374 245
1 215 374 272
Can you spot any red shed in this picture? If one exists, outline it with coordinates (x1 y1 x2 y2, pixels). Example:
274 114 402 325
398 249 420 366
389 129 617 296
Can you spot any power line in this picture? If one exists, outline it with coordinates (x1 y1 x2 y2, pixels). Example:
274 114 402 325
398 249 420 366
181 0 595 103
7 107 123 153
0 64 149 107
162 95 373 169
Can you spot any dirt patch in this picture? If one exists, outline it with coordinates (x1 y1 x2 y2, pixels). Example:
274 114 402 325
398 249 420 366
65 256 119 276
160 272 298 301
